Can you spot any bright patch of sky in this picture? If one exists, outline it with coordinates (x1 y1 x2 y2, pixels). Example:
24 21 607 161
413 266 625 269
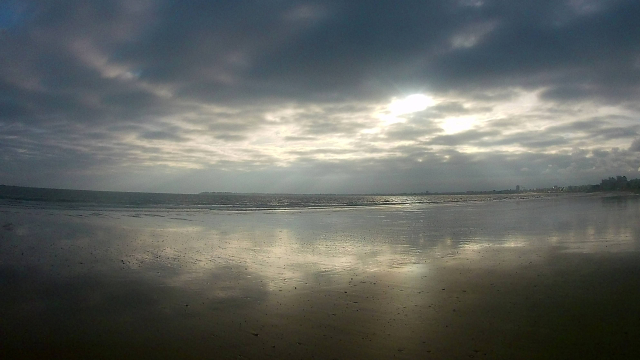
440 117 476 134
379 94 436 126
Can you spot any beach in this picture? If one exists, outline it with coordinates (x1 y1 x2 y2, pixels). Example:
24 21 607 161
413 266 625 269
1 193 639 359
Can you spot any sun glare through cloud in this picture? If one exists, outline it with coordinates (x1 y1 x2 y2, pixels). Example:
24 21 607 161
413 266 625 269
380 94 436 125
389 94 435 115
440 116 476 134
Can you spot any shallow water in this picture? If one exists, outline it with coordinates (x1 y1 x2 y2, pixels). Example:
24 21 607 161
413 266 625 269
1 194 639 359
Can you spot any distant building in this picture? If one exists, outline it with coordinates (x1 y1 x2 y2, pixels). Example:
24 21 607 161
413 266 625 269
516 185 520 192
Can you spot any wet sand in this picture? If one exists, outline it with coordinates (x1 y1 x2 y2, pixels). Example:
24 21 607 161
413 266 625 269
1 194 640 359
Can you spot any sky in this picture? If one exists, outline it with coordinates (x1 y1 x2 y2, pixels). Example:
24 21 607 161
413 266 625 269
1 0 640 194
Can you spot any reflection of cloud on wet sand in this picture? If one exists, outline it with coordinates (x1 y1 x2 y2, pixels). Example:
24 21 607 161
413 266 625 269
2 195 640 358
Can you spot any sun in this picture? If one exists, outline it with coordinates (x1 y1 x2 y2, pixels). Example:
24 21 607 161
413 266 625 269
378 94 436 125
388 94 435 116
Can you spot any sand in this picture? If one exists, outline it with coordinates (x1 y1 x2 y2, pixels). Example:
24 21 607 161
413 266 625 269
1 194 639 359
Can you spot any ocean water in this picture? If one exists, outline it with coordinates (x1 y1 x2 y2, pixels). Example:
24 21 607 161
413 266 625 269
0 185 552 210
1 188 639 359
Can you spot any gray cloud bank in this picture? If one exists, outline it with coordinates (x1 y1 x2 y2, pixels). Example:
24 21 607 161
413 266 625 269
1 0 640 193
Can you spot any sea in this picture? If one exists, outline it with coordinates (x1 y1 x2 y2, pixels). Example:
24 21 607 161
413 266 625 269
0 185 553 211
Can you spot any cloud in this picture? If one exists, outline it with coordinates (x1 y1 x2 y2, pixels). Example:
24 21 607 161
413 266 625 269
1 0 640 192
429 130 499 146
138 130 187 142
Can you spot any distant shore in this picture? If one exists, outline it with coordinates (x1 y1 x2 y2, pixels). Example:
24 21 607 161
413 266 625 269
3 174 640 197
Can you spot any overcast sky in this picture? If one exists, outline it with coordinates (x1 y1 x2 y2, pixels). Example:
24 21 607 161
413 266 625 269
1 0 640 193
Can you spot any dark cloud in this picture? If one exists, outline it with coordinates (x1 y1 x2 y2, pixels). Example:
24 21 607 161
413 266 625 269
429 130 500 146
384 123 441 142
521 137 570 149
540 85 596 102
138 130 187 142
596 126 639 140
4 0 640 107
213 134 247 142
0 98 29 118
426 0 640 97
545 119 607 132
